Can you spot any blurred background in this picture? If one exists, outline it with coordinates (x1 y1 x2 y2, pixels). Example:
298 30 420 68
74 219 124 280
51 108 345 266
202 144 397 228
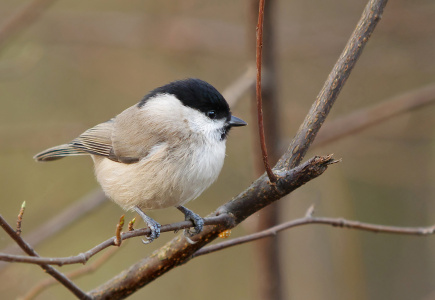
1 0 435 299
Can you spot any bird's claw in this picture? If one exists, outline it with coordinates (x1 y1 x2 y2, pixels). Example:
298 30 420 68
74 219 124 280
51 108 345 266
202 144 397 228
141 220 161 244
177 206 204 242
183 216 204 237
134 206 161 244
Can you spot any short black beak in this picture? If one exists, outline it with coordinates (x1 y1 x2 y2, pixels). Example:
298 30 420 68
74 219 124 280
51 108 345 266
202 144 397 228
229 115 247 127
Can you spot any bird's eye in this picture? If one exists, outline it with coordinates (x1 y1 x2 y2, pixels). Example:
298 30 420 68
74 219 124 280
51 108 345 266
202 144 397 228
207 110 217 119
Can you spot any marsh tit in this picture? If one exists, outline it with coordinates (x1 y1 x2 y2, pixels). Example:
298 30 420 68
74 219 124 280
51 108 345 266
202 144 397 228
34 78 247 243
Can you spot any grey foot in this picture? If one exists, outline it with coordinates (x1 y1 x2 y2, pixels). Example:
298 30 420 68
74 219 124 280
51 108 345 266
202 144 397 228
176 206 204 242
134 206 161 244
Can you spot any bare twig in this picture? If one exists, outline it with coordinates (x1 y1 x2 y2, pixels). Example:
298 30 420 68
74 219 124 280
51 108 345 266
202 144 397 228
0 0 57 50
16 201 26 236
0 189 106 270
0 214 233 266
194 207 435 257
0 214 91 299
21 247 119 300
256 0 277 183
114 215 125 247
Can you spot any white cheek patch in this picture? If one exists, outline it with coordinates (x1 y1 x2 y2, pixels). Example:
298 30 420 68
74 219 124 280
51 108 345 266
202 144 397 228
186 109 226 140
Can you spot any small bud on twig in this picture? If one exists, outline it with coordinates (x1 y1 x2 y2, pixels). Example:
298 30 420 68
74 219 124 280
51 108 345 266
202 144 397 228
16 201 26 236
114 215 125 246
128 218 136 231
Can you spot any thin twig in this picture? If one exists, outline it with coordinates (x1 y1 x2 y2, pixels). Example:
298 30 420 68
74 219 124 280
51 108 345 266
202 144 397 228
0 189 107 270
256 0 277 183
0 214 91 299
193 208 435 257
16 201 26 236
0 214 233 266
21 247 119 300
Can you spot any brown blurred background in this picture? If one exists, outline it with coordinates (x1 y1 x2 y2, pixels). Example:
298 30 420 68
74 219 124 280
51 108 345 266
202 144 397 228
1 0 435 299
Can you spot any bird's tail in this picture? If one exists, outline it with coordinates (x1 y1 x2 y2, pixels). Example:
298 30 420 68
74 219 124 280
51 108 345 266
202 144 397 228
34 144 89 162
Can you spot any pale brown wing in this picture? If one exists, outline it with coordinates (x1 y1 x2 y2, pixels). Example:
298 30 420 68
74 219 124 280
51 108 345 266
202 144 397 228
70 119 114 157
110 105 165 162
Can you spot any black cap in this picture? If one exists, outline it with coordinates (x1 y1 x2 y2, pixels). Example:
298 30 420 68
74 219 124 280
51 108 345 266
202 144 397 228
138 78 230 121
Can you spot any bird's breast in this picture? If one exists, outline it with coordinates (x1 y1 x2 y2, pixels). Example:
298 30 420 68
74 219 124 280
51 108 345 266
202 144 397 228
92 139 226 211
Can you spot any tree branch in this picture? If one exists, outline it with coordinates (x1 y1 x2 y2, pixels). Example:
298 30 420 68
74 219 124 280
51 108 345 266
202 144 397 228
255 0 277 182
193 206 435 257
21 247 119 300
0 188 107 271
88 155 337 299
249 0 283 299
0 215 232 266
0 214 91 299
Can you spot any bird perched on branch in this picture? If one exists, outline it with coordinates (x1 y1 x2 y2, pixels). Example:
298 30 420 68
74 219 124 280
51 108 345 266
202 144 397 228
34 78 247 243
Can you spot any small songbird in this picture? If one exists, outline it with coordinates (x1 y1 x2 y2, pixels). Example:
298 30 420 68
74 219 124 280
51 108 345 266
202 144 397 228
34 78 247 243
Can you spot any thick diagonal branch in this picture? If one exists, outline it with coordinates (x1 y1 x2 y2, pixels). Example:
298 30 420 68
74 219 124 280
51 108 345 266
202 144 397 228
89 155 337 299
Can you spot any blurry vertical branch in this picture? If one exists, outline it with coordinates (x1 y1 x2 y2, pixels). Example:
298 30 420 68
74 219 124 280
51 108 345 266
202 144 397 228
0 0 57 50
250 0 284 300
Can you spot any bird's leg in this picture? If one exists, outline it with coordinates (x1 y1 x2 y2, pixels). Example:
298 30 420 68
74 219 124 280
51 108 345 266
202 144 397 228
176 206 204 241
134 206 161 244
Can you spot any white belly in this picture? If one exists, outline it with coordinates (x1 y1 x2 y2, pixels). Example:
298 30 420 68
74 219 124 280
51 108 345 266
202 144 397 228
92 141 226 211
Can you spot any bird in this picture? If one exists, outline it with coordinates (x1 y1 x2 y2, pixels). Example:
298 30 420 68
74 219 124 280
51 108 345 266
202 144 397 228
34 78 247 243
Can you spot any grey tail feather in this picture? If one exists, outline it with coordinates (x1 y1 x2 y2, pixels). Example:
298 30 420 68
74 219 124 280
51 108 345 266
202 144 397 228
34 144 90 162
